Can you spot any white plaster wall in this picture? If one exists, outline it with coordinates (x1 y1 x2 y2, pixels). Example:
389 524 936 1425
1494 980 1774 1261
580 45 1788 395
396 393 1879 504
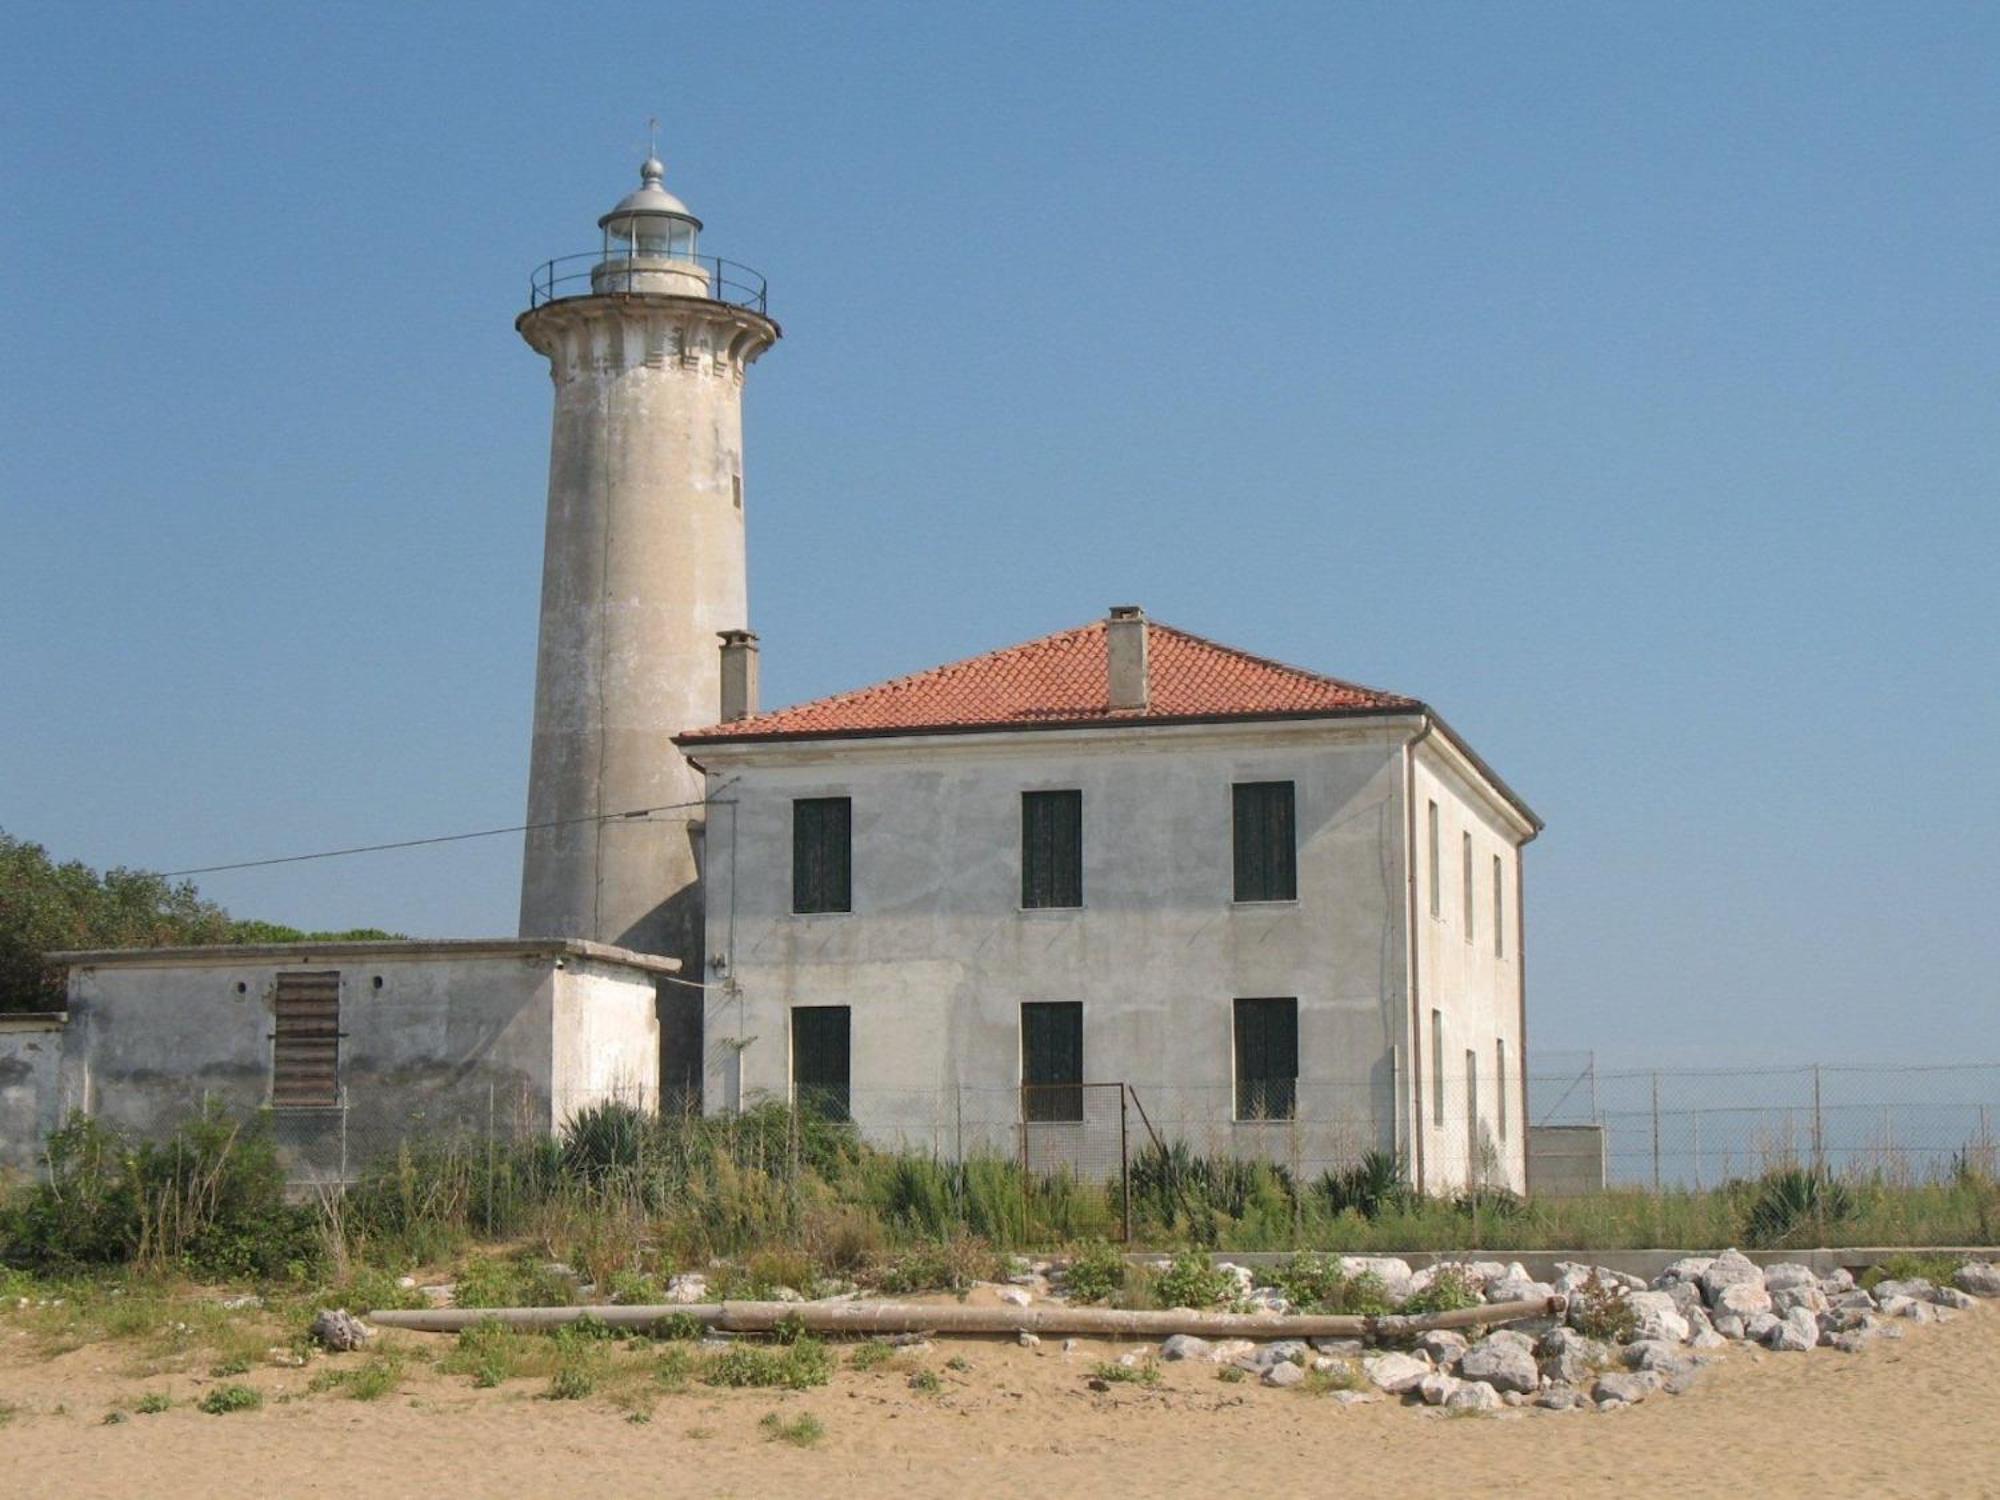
516 297 777 966
1409 739 1530 1192
551 961 663 1124
44 948 659 1178
697 720 1418 1177
0 1018 67 1175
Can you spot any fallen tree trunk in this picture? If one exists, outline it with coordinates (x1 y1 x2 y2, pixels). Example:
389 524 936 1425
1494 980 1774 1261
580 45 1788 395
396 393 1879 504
366 1294 1564 1341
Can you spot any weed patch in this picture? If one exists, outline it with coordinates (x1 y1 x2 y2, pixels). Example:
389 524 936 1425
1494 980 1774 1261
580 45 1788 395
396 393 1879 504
760 1410 824 1447
197 1384 262 1415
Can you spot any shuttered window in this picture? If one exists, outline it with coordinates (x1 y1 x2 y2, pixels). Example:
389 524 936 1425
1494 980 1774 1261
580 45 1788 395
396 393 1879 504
272 970 341 1109
792 797 852 914
791 1006 851 1121
1021 790 1083 909
1232 781 1297 902
1233 997 1298 1121
1021 1002 1083 1122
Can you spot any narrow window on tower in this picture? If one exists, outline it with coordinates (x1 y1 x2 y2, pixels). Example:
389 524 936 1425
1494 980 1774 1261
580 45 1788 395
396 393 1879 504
1232 781 1297 902
1431 1009 1445 1127
1466 1049 1480 1156
1462 831 1474 942
1020 1002 1083 1123
792 797 852 914
1234 998 1299 1120
732 471 743 510
1496 1038 1509 1141
791 1006 850 1121
1427 801 1441 918
1021 790 1083 909
1493 854 1505 958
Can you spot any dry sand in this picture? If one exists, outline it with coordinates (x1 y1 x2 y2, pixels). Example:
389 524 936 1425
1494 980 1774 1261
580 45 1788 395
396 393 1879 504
3 1305 1996 1500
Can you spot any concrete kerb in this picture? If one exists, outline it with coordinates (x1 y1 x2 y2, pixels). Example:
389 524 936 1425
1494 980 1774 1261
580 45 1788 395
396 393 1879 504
1156 1248 2000 1280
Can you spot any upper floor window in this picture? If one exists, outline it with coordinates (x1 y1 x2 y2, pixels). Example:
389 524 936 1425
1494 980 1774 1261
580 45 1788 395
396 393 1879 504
1427 800 1441 918
1492 854 1505 958
1462 831 1474 942
792 796 852 914
1232 780 1297 902
1021 790 1083 909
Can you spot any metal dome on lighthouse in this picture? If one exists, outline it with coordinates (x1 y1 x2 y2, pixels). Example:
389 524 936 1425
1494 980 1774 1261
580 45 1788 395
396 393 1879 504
528 154 769 312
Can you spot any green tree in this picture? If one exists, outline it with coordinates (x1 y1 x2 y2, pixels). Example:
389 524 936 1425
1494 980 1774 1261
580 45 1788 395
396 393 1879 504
0 831 405 1012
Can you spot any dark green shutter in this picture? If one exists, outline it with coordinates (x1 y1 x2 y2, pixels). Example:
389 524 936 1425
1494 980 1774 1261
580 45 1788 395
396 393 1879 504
792 797 852 913
1021 1001 1083 1122
1021 790 1083 909
791 1005 850 1121
1234 997 1298 1120
1232 781 1297 902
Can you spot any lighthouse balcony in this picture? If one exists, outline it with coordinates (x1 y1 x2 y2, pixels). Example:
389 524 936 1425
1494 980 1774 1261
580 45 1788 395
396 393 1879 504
530 250 768 314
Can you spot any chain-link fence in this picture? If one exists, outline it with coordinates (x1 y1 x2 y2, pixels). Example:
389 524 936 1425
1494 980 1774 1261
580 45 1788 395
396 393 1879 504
254 1057 2000 1207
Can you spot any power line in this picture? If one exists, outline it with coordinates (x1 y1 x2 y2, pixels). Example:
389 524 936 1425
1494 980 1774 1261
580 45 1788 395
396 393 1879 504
159 799 714 878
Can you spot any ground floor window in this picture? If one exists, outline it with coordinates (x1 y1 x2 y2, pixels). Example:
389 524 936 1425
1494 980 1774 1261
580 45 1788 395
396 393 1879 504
1234 997 1297 1121
791 1005 851 1121
1021 1001 1083 1122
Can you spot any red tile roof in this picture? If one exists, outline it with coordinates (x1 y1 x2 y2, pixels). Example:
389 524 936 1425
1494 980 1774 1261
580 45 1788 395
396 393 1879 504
677 617 1419 744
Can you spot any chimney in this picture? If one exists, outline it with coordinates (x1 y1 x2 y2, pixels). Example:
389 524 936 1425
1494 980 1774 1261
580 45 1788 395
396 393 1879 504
1106 605 1149 711
718 629 760 722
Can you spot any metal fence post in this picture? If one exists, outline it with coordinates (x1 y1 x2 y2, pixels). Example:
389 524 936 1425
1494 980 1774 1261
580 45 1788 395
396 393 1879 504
1651 1071 1662 1194
1812 1065 1825 1177
1119 1085 1131 1244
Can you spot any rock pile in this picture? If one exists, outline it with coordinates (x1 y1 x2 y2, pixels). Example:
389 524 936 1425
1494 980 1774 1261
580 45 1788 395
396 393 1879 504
1145 1253 1999 1416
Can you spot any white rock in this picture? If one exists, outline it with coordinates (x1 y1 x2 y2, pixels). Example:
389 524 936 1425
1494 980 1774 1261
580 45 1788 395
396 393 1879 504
1159 1334 1211 1362
1871 1278 1934 1303
1656 1256 1715 1286
1417 1370 1461 1405
1591 1370 1657 1405
1017 1331 1040 1349
1771 1284 1828 1317
1459 1335 1539 1394
1766 1306 1819 1352
1954 1261 2000 1298
1932 1286 1978 1312
1341 1257 1417 1302
665 1274 708 1305
1700 1250 1765 1308
1445 1380 1501 1413
1364 1351 1432 1395
1536 1327 1606 1384
1713 1281 1774 1319
1209 1339 1256 1365
1762 1263 1818 1292
1263 1360 1306 1388
1746 1312 1781 1342
997 1286 1032 1307
1625 1290 1691 1343
1416 1330 1468 1367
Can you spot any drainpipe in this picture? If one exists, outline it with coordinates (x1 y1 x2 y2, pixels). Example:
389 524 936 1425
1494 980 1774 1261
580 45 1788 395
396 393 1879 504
1403 715 1434 1196
1515 842 1529 1199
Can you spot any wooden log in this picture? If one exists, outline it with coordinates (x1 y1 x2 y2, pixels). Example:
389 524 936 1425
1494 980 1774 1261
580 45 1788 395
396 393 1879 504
366 1294 1564 1340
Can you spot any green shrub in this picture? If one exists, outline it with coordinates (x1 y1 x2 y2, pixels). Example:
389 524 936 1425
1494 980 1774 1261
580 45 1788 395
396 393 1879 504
870 1239 997 1296
759 1410 824 1446
1061 1239 1126 1303
1859 1253 1959 1291
198 1384 262 1415
441 1319 521 1387
703 1338 832 1390
134 1392 172 1414
1568 1269 1638 1343
1747 1170 1856 1246
847 1339 893 1370
1398 1265 1480 1316
1152 1250 1232 1310
0 1108 319 1279
1313 1152 1407 1220
1090 1358 1160 1386
1272 1252 1392 1315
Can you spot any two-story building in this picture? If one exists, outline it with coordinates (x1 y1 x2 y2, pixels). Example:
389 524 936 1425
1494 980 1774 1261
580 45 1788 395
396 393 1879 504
678 606 1540 1193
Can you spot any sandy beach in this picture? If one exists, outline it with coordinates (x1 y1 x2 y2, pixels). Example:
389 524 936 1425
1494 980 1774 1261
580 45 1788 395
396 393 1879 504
2 1298 1995 1500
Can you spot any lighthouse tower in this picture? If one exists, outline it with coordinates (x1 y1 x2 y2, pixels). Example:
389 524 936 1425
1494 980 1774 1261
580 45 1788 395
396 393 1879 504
516 156 780 967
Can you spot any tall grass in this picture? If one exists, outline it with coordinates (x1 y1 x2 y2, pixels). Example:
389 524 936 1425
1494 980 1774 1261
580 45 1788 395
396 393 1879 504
5 1102 1996 1300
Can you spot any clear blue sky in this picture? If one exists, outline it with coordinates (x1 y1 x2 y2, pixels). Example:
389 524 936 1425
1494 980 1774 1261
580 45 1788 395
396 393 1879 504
4 2 1995 1068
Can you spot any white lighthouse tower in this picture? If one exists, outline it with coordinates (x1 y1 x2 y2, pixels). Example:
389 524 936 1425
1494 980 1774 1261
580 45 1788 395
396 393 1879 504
516 156 780 968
